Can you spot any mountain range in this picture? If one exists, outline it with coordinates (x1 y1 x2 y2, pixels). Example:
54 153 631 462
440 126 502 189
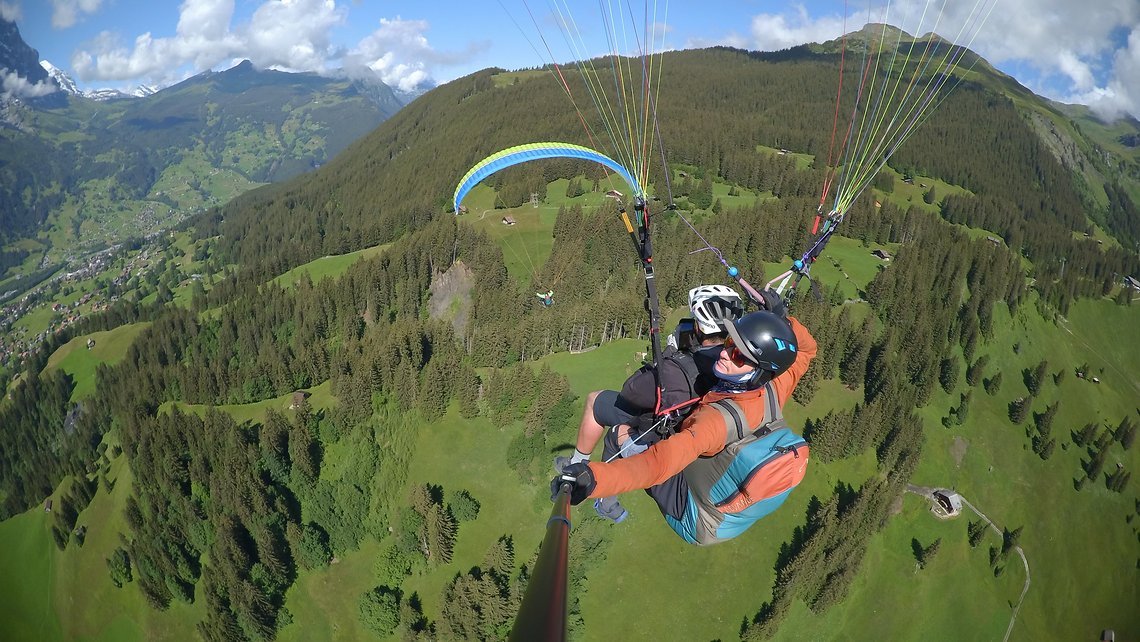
0 17 406 274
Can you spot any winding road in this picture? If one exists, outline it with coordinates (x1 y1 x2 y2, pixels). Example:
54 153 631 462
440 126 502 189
906 484 1030 642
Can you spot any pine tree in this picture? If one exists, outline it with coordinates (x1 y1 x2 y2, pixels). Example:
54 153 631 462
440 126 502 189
939 356 960 393
967 520 987 547
966 355 989 386
983 371 1003 395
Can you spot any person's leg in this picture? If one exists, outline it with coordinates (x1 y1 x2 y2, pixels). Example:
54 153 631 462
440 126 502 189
575 390 606 454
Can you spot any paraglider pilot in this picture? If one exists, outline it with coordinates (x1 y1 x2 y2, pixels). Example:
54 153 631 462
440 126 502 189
551 289 817 544
536 290 554 307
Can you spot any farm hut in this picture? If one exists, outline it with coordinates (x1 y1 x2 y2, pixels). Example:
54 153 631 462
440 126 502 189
87 338 95 350
290 390 311 410
457 205 468 215
605 189 624 199
501 216 517 226
1125 276 1140 291
44 499 52 512
986 236 1001 245
871 249 892 261
1102 630 1115 642
931 490 963 518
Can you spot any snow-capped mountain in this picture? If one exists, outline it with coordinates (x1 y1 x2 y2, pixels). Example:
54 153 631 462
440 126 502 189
40 60 79 95
40 59 151 101
86 88 132 102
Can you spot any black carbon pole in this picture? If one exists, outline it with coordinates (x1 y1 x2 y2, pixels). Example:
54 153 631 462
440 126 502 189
509 483 572 642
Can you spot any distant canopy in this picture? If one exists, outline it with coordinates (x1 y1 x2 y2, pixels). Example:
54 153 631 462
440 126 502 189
452 142 641 213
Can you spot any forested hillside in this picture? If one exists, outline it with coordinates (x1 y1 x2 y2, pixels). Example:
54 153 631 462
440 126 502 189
1 43 1138 641
0 58 403 261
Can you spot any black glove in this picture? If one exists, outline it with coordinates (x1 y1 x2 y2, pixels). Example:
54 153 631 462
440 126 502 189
550 462 596 505
757 287 788 320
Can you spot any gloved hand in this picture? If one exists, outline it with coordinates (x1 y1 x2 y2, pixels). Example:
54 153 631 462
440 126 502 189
757 287 788 320
550 462 596 505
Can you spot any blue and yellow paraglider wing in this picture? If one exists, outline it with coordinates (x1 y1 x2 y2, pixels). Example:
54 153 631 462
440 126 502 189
453 142 641 213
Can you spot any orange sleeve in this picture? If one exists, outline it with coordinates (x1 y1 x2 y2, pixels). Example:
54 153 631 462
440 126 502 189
589 410 725 497
768 315 817 407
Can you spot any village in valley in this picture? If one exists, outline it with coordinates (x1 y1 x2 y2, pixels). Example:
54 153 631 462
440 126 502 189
0 232 209 384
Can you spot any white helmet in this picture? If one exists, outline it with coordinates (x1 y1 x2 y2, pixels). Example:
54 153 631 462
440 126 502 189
688 284 744 334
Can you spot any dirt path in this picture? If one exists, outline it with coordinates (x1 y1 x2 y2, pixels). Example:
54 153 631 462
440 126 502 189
905 485 1030 642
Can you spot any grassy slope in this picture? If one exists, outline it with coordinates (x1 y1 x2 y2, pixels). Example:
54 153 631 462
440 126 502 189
779 296 1140 641
162 380 336 424
44 323 151 400
0 506 64 642
270 244 391 289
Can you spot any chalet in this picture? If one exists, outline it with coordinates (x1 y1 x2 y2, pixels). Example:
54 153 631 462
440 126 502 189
501 216 517 226
873 200 882 209
44 499 52 512
1124 275 1140 291
931 490 963 518
87 338 96 350
986 236 1001 246
457 205 468 215
678 171 689 178
871 249 891 261
604 189 624 200
290 390 311 410
1091 377 1101 384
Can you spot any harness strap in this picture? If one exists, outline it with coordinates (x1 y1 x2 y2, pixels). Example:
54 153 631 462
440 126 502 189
711 382 782 447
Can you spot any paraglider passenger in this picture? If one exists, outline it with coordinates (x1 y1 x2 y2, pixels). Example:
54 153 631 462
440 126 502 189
551 288 817 544
554 285 745 522
536 290 555 307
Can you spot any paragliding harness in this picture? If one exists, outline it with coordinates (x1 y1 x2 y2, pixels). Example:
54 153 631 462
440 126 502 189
619 197 672 433
630 344 703 439
665 381 810 545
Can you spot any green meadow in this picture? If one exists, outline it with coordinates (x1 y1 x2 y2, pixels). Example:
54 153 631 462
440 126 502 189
45 323 151 400
4 206 1138 640
271 244 391 289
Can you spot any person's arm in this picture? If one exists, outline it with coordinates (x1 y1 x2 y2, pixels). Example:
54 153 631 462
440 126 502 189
588 409 724 496
768 315 817 407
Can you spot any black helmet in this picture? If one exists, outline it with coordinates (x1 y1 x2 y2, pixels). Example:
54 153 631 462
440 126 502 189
724 311 798 376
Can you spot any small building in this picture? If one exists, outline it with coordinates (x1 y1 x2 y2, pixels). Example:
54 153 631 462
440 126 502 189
290 390 311 410
44 499 52 512
871 249 891 261
1091 377 1101 384
678 171 689 178
456 205 468 215
86 338 96 350
931 490 963 518
501 216 517 226
1125 276 1140 291
604 189 624 200
986 236 1001 246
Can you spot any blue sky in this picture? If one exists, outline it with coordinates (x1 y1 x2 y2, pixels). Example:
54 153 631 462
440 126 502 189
3 0 1139 120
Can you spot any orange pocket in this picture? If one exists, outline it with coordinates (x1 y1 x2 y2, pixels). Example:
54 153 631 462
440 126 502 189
716 445 810 514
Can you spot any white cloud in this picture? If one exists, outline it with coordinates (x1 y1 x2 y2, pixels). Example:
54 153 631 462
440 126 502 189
240 0 345 72
0 2 21 22
51 0 103 29
0 67 59 100
723 0 1140 120
70 2 477 94
746 7 847 52
1076 26 1140 122
347 16 483 92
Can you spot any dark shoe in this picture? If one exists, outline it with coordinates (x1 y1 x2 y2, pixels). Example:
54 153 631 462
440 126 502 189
594 497 628 523
554 455 573 474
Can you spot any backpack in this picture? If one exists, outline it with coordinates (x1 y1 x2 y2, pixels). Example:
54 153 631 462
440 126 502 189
664 381 810 545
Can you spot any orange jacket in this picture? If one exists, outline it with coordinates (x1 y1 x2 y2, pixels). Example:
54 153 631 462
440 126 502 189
590 315 817 497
